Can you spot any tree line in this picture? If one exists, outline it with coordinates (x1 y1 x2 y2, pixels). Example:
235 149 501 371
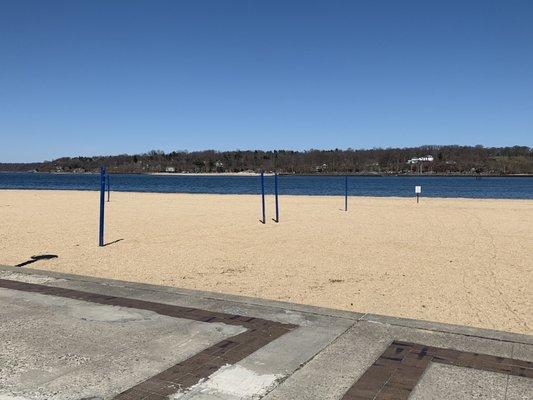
1 145 532 175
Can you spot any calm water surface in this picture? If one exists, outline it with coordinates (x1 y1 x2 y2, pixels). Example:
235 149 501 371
0 172 532 199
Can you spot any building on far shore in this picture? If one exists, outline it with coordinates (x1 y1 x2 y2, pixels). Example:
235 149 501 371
407 155 434 164
315 163 328 172
165 166 176 173
407 155 434 173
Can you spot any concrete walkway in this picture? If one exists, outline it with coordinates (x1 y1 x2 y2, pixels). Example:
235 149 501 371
0 265 531 400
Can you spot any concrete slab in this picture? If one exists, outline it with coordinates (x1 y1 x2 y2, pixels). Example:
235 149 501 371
0 287 244 399
0 265 531 400
409 364 509 400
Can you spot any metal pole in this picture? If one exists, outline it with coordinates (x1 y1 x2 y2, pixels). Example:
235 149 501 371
260 171 266 224
344 175 348 211
106 174 110 202
274 173 279 222
99 166 106 246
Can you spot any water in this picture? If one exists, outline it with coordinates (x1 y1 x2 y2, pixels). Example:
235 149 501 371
0 172 532 199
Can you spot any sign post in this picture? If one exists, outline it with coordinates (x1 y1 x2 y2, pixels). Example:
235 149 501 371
344 175 348 211
99 167 106 246
260 171 266 224
273 173 279 223
415 185 422 203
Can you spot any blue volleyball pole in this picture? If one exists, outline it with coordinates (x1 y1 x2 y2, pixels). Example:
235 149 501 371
344 175 348 211
273 173 279 223
99 166 106 247
260 171 266 224
106 173 110 202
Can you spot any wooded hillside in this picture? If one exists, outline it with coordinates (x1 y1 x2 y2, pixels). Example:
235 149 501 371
1 146 532 175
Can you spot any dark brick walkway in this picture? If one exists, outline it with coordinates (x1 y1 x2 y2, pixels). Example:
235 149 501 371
0 278 296 399
342 340 533 400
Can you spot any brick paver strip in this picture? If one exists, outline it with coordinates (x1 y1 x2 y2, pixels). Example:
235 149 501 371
0 278 296 399
341 340 533 400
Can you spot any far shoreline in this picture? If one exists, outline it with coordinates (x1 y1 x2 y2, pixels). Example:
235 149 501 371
1 188 532 201
1 171 532 178
147 171 271 176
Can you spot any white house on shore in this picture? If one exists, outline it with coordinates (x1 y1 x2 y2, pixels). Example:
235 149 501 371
407 155 434 173
407 155 434 164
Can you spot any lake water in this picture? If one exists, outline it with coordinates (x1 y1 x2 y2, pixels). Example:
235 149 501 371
0 172 532 199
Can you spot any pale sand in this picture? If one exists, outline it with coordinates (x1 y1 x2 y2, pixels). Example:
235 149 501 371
0 190 531 334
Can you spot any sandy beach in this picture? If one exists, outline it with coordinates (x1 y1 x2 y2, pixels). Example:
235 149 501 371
0 190 531 334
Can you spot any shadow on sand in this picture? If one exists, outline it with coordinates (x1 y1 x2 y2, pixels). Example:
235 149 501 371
16 254 58 268
104 239 124 247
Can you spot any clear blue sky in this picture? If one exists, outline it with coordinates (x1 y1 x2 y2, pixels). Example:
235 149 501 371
1 1 532 162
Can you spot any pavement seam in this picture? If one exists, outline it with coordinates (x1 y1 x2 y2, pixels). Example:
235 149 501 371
1 265 360 322
2 265 531 345
363 319 533 347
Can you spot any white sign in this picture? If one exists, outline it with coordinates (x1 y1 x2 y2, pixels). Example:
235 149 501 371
415 186 422 194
